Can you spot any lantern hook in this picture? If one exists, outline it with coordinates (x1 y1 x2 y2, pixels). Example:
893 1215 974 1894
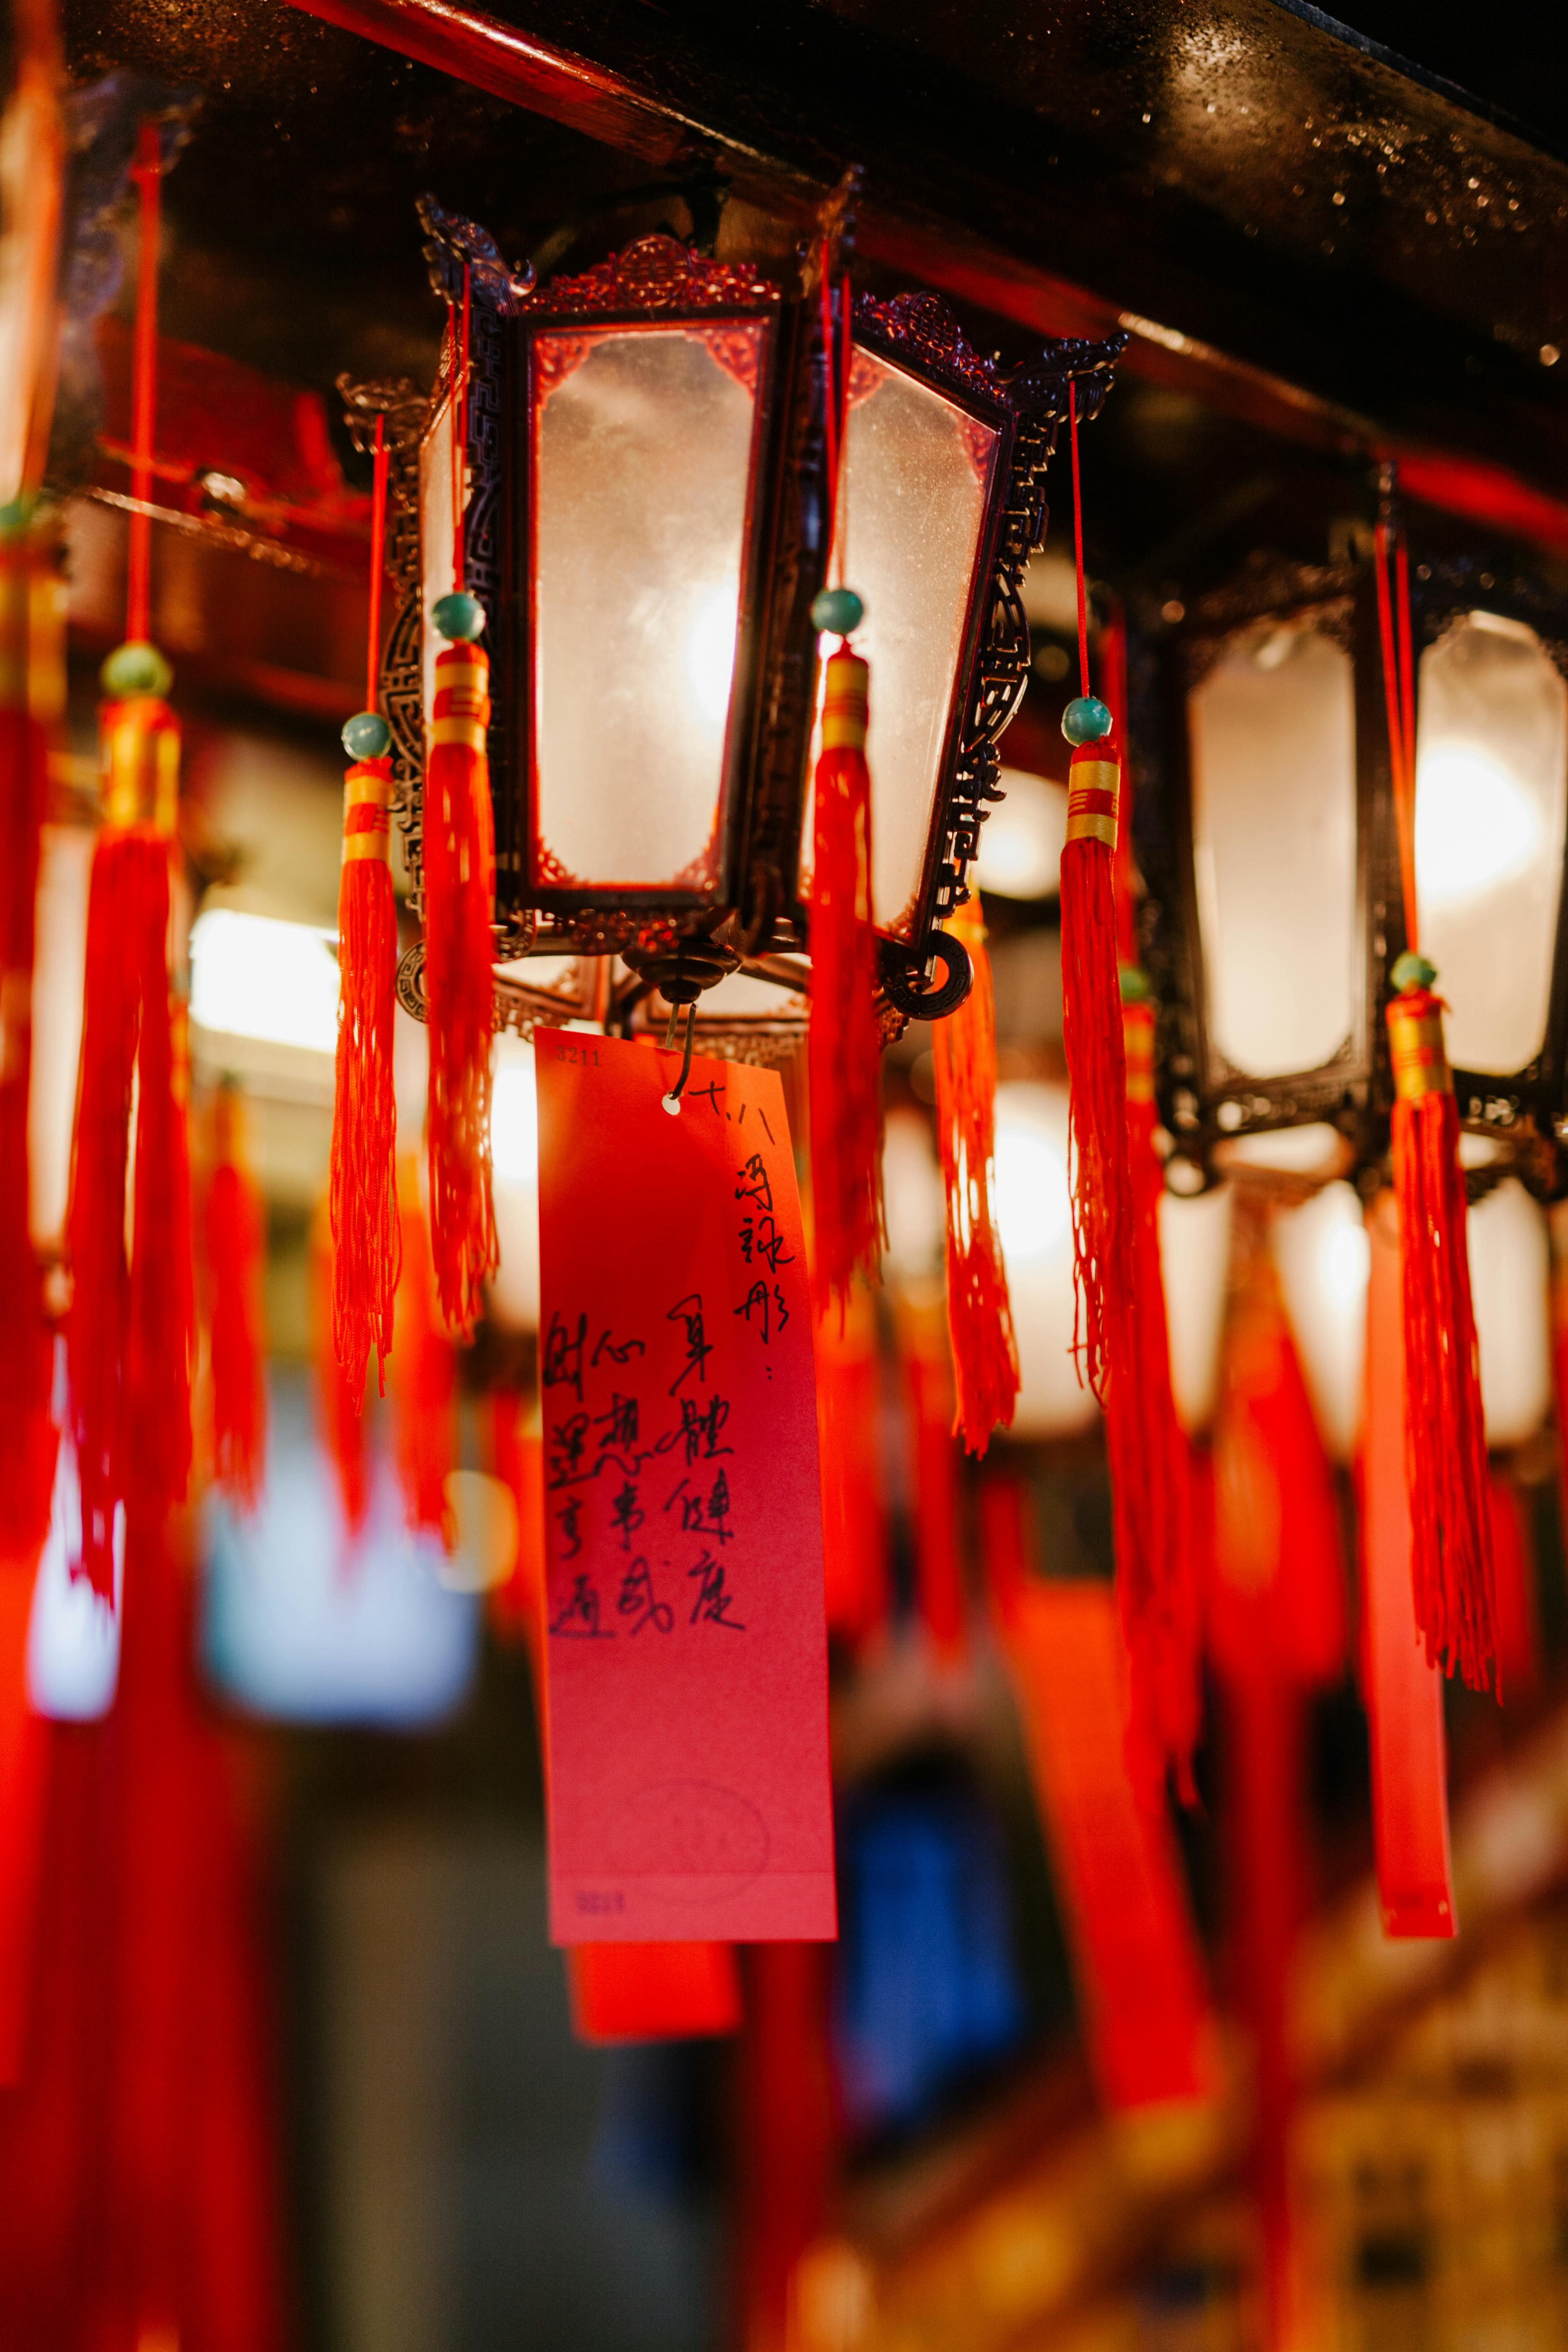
662 1003 698 1113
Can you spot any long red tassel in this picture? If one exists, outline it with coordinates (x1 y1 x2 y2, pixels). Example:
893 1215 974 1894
1387 970 1494 1687
205 1082 266 1514
312 1207 369 1540
331 414 400 1390
126 978 193 1532
0 530 55 1556
392 1153 456 1548
423 627 497 1338
68 689 181 1593
808 646 882 1315
932 891 1017 1452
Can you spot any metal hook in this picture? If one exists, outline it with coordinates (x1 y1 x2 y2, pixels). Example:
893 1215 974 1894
661 1003 697 1114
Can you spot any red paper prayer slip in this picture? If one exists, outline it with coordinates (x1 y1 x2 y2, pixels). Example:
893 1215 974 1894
1362 1194 1455 1939
536 1030 836 1945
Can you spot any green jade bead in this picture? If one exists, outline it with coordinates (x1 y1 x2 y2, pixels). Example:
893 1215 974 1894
811 585 865 637
432 590 485 642
101 640 173 700
1391 950 1437 993
1061 695 1113 746
342 710 392 761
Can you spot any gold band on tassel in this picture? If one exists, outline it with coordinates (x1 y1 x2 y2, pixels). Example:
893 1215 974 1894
432 644 490 752
345 764 393 812
1065 755 1118 851
343 830 390 864
821 651 869 755
1388 995 1450 1101
101 696 180 833
1123 1002 1155 1104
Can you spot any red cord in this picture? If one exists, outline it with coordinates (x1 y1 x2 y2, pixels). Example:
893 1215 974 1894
451 266 471 594
126 120 162 646
1068 383 1090 701
1374 521 1419 955
366 415 387 712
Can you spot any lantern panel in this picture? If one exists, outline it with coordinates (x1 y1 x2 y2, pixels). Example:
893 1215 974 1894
1414 611 1568 1078
809 351 1000 940
529 320 770 895
1188 619 1357 1080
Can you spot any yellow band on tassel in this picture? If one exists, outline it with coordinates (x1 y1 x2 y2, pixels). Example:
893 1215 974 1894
1065 756 1118 851
1123 1002 1155 1104
101 696 180 833
343 830 391 864
345 764 393 812
821 651 869 755
1388 997 1450 1101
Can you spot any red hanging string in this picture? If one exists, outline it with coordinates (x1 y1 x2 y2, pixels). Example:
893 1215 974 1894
452 268 470 593
366 415 387 708
125 123 160 646
1069 385 1091 696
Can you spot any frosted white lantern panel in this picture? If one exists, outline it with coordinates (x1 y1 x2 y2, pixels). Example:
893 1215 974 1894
1189 619 1358 1080
529 320 770 896
1414 612 1568 1077
827 351 999 941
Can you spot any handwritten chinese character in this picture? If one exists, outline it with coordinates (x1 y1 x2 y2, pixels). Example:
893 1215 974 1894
609 1480 645 1549
738 1214 794 1275
735 1153 774 1213
617 1557 673 1635
542 1310 588 1403
734 1279 771 1342
688 1547 746 1630
591 1327 647 1370
676 1394 732 1463
683 1079 727 1117
546 1412 591 1488
593 1392 639 1452
550 1575 614 1639
667 1293 713 1394
554 1496 584 1560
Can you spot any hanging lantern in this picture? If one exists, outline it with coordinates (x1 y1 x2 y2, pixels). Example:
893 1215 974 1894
351 196 1122 1066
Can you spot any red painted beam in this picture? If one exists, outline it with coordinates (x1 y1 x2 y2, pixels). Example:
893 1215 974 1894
281 0 1568 559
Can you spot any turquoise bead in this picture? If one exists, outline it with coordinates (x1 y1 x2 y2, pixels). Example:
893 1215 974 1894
1061 695 1112 746
432 590 485 642
1392 950 1437 992
342 710 391 761
100 640 173 700
811 585 865 637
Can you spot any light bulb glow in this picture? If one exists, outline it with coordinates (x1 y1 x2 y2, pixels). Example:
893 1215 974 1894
972 769 1067 900
687 583 738 728
993 1096 1071 1266
490 1050 538 1184
1415 740 1542 910
191 908 340 1055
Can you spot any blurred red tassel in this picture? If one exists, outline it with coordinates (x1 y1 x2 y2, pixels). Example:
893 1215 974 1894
126 983 194 1529
312 1206 369 1539
808 647 882 1315
736 1941 838 2352
1488 1469 1540 1707
569 1942 742 2045
1387 978 1494 1689
1110 989 1197 1798
899 1299 965 1661
68 693 183 1592
205 1082 266 1514
1060 732 1130 1400
1361 1191 1455 1937
393 1153 456 1548
331 753 400 1388
423 637 497 1338
0 535 55 1557
814 1284 886 1647
932 892 1017 1453
487 1387 545 1663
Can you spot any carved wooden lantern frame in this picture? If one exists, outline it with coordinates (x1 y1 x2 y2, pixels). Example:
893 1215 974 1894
351 196 1123 1057
1134 545 1568 1195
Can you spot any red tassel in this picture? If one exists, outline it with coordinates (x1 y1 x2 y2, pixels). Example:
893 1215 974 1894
898 1298 966 1662
67 693 183 1593
932 891 1018 1452
126 944 193 1531
0 537 54 1556
205 1082 266 1514
423 638 497 1338
1386 978 1494 1688
330 753 400 1389
393 1153 456 1549
568 1942 742 2046
808 648 882 1315
1060 735 1132 1399
814 1283 886 1648
312 1207 369 1540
